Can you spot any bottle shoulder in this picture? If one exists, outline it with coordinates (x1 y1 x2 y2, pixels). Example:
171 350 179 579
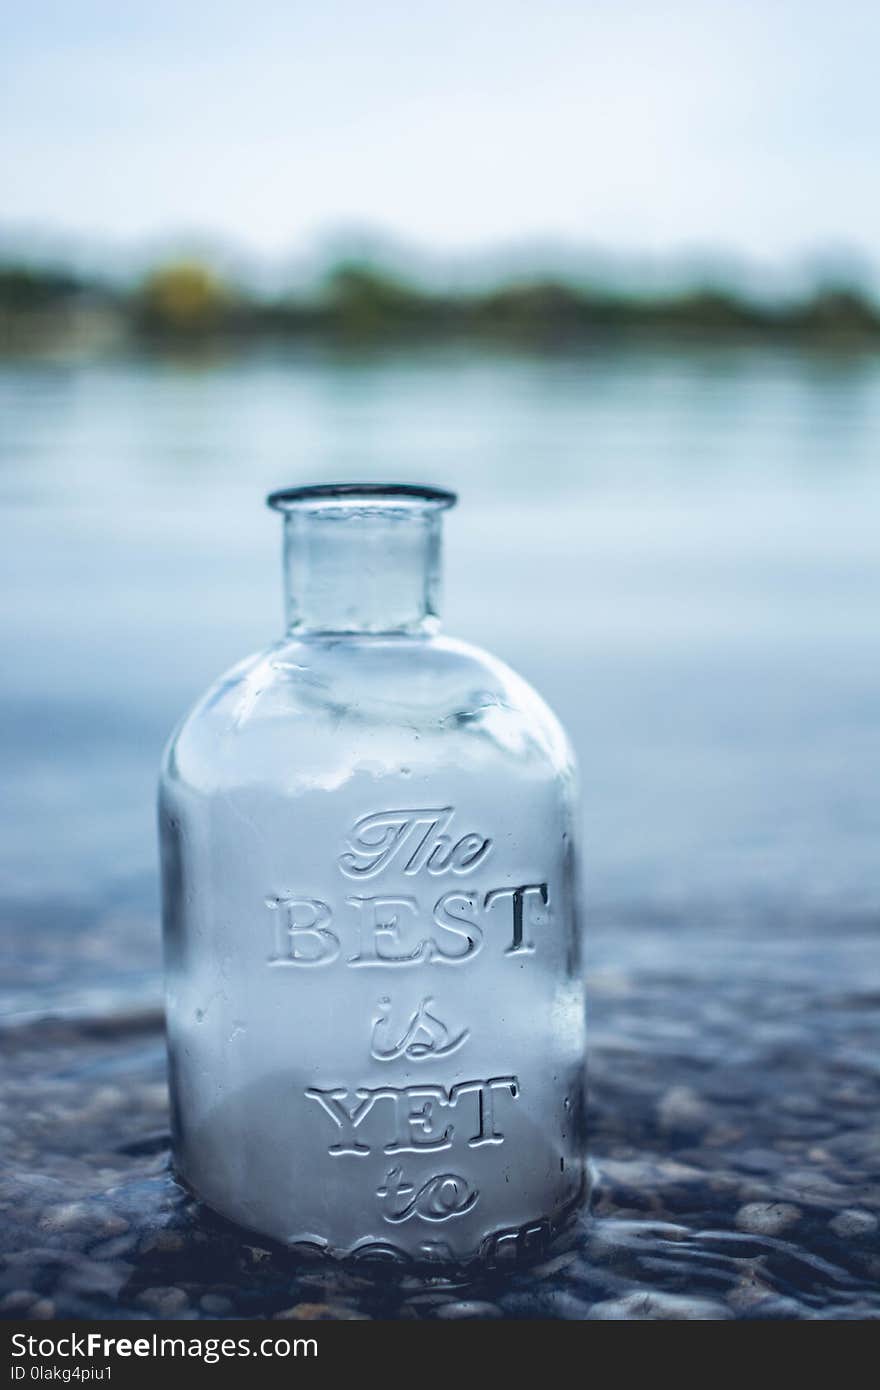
162 632 576 791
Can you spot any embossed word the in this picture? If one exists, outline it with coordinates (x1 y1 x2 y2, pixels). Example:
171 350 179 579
338 807 491 879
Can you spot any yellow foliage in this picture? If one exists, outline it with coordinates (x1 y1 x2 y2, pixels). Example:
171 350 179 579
140 262 227 329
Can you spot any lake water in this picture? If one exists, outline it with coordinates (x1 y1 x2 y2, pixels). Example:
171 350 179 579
1 343 878 1318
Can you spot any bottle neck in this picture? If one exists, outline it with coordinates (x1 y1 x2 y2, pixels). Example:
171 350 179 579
279 501 445 636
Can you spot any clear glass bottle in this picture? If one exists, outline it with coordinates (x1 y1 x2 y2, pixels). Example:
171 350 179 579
159 484 586 1265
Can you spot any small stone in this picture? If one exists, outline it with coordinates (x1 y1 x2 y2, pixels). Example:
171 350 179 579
39 1203 129 1237
435 1300 503 1319
244 1245 272 1264
0 1290 36 1314
90 1235 137 1261
200 1294 234 1315
783 1169 848 1200
64 1259 129 1299
87 1086 126 1113
399 1292 459 1310
735 1202 802 1237
729 1287 803 1318
704 1124 746 1148
95 1212 131 1234
274 1303 367 1320
737 1148 785 1175
806 1147 833 1164
589 1291 732 1320
530 1250 580 1278
657 1086 710 1131
726 1280 772 1313
140 1228 185 1254
139 1082 170 1107
540 1290 595 1319
780 1094 821 1117
296 1266 373 1296
829 1208 878 1239
39 1202 91 1232
136 1286 190 1316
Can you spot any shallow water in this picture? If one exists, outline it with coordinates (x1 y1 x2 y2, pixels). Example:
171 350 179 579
2 911 878 1319
1 344 878 1318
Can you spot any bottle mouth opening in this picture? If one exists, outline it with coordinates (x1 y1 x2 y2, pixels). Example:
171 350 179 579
267 483 457 513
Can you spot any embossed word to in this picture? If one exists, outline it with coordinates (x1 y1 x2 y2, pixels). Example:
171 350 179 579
339 807 492 878
376 1168 478 1223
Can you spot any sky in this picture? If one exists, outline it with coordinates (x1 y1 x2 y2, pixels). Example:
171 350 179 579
3 0 880 273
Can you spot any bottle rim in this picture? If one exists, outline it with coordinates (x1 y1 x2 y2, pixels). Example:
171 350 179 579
267 482 457 511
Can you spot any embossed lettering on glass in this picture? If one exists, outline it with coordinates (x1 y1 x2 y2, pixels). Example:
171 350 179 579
159 483 587 1264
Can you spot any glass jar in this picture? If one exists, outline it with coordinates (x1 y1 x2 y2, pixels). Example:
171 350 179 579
159 483 586 1265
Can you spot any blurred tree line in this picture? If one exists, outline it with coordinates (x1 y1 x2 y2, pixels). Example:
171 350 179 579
1 255 879 353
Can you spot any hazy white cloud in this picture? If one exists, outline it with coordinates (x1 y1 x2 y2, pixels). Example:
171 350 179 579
2 0 878 262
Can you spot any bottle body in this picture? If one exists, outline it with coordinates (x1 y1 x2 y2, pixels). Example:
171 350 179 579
160 484 586 1265
160 633 586 1262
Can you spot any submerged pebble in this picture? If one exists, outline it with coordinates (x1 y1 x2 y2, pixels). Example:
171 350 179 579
135 1286 190 1316
435 1300 504 1319
199 1293 234 1315
829 1209 878 1239
735 1203 803 1237
588 1292 733 1320
274 1302 368 1321
1 914 878 1320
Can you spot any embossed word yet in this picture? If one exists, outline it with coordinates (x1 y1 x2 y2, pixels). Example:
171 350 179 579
305 1076 519 1156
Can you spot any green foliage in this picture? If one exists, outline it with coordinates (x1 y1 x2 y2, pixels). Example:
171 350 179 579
0 266 84 311
2 255 880 353
322 262 429 336
790 288 880 337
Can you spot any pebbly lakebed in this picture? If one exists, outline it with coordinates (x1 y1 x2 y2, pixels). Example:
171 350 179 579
1 901 878 1320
